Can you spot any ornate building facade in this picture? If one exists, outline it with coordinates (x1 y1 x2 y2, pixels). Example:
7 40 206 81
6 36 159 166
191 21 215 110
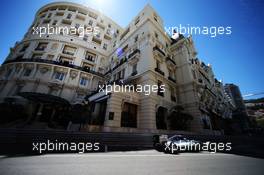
0 2 235 134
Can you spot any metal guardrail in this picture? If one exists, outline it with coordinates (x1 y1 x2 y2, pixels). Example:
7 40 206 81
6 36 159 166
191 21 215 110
0 128 154 147
1 128 263 154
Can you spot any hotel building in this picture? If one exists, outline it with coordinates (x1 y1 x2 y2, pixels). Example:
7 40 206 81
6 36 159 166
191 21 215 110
0 2 235 134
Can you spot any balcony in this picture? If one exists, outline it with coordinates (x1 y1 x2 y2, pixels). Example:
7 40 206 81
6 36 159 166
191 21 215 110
111 57 127 72
166 57 176 65
153 46 165 57
62 51 75 56
128 49 140 59
92 36 102 45
3 58 104 77
35 47 46 51
155 68 164 76
85 57 95 62
168 76 176 83
120 57 127 65
131 71 137 76
157 91 164 97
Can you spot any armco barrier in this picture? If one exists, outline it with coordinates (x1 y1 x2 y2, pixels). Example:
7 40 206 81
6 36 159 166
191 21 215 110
0 128 263 156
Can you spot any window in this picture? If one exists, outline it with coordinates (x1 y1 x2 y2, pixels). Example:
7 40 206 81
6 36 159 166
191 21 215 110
157 80 164 97
56 12 64 16
16 55 23 60
121 102 137 128
35 42 48 51
109 112 114 120
120 27 130 40
47 13 52 18
75 23 80 29
103 43 107 50
132 63 137 73
62 45 76 56
153 13 158 22
134 35 138 43
23 68 32 77
96 32 101 38
155 32 159 39
59 56 73 65
88 20 93 26
134 16 140 25
169 69 175 79
106 29 111 35
68 7 77 12
32 53 43 59
89 12 98 19
92 36 102 45
117 71 121 80
42 19 51 24
66 13 72 19
192 70 196 79
51 43 58 50
20 44 29 52
47 54 54 60
156 60 161 69
54 72 65 81
5 69 12 78
80 77 89 86
85 51 96 62
62 19 72 25
122 69 125 79
202 116 211 129
170 86 176 102
76 14 85 21
83 34 88 41
52 20 58 25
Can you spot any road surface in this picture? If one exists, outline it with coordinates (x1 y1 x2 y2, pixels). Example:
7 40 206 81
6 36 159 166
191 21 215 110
0 150 263 175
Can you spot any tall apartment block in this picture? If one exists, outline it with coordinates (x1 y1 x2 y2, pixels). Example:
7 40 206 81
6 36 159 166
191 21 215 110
224 83 249 132
0 2 235 134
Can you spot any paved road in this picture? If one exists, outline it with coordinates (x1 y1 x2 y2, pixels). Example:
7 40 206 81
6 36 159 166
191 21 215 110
0 150 263 175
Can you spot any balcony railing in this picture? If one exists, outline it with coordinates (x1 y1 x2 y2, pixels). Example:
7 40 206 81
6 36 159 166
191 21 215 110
128 49 140 59
168 76 176 83
35 47 46 51
3 58 104 77
85 57 95 62
131 71 137 76
166 57 176 65
157 91 164 97
155 68 164 76
153 46 165 57
112 57 127 71
62 51 75 56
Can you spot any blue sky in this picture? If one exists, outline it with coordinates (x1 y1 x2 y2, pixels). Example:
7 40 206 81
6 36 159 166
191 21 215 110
0 0 263 99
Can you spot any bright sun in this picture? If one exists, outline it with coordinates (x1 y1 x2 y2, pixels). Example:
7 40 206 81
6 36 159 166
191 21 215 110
80 0 115 13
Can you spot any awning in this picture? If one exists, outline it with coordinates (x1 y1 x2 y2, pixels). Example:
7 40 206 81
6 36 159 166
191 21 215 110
95 95 109 102
18 92 70 106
